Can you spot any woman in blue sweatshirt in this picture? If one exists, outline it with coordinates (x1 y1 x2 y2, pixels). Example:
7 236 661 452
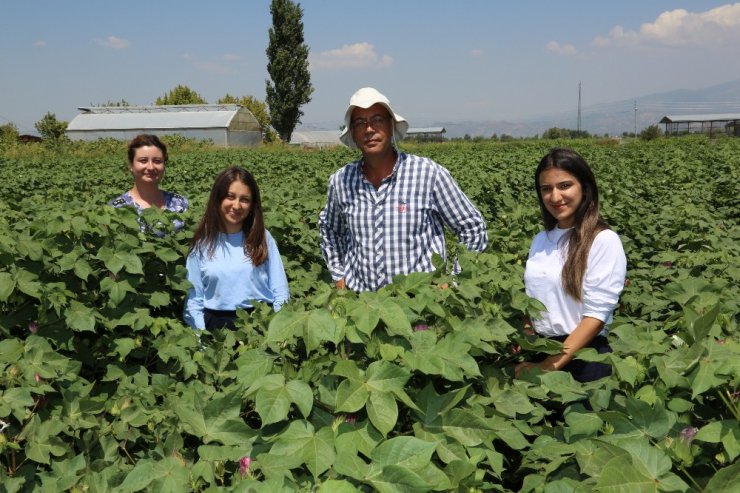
183 167 290 330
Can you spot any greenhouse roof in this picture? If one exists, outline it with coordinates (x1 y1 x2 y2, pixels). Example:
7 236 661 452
659 113 740 123
67 104 249 131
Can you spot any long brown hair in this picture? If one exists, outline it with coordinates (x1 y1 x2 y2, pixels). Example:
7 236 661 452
190 167 268 266
535 148 609 301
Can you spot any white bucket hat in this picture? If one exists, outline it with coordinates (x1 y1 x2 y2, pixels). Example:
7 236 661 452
339 87 409 148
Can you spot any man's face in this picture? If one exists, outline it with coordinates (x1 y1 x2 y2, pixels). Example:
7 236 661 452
350 103 393 158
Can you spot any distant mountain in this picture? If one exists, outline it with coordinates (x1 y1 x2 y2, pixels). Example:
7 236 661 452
300 78 740 139
436 78 740 138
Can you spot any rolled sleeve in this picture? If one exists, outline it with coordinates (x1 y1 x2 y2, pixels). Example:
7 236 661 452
433 165 488 252
582 230 627 322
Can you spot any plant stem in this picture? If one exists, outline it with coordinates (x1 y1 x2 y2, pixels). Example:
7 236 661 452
677 462 704 493
718 388 739 421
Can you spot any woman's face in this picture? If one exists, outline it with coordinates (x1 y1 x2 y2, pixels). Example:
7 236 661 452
129 145 165 186
220 180 252 234
538 168 583 229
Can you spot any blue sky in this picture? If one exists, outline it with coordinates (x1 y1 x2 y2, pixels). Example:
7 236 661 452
2 1 739 134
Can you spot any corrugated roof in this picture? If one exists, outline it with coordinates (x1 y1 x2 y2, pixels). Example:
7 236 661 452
406 127 446 134
67 105 248 131
290 130 342 144
660 113 740 123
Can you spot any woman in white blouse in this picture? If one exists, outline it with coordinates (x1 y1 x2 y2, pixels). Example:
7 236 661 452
515 148 626 382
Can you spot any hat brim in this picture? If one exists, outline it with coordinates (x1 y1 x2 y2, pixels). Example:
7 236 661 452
339 102 408 148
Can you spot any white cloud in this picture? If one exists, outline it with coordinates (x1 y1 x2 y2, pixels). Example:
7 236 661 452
221 53 242 62
310 42 393 70
593 3 740 47
468 49 484 58
546 41 577 55
33 40 46 47
98 36 130 49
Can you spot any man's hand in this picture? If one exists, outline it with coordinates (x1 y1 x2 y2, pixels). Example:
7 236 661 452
336 278 346 290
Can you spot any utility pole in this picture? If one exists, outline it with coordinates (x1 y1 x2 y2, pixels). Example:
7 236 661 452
577 81 582 134
634 100 637 137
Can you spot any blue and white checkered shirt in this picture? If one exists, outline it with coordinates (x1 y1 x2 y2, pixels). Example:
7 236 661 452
319 152 488 292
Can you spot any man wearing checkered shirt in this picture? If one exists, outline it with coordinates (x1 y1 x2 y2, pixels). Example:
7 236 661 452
319 87 488 292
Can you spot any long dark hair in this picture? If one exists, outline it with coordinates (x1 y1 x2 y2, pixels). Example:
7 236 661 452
535 148 609 301
127 134 168 164
190 167 268 266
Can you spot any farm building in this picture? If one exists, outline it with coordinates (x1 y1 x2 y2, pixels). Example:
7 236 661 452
66 104 262 147
289 130 342 149
405 127 447 142
659 113 740 137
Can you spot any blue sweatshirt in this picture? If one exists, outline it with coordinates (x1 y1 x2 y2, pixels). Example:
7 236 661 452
183 230 290 329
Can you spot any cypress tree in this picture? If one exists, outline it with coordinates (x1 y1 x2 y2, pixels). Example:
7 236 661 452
265 0 314 143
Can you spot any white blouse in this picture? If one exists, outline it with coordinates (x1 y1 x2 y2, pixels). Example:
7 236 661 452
524 227 627 337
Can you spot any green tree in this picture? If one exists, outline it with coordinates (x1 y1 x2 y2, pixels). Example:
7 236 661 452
0 122 19 144
156 85 207 105
265 0 314 143
92 99 130 107
639 124 663 141
34 112 68 143
218 94 276 142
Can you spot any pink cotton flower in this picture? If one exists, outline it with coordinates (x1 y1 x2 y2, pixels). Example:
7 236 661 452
679 427 698 443
414 324 429 331
239 456 252 478
29 321 39 334
35 373 42 383
344 414 357 425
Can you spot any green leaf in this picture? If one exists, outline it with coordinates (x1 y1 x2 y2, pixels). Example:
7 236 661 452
368 464 433 493
564 409 603 438
65 300 96 332
624 398 676 438
317 480 362 493
0 271 15 301
348 292 382 335
270 420 335 478
100 277 137 307
266 307 307 342
15 268 41 299
371 436 437 470
113 338 136 359
687 302 720 342
155 247 181 262
492 389 535 418
24 417 68 464
74 258 93 280
704 461 740 493
119 457 189 493
0 338 24 364
595 454 659 493
174 389 256 446
235 349 275 385
378 299 412 336
0 387 34 419
431 408 495 447
365 360 410 394
286 379 313 418
149 291 170 308
367 391 397 436
335 379 369 413
304 308 339 353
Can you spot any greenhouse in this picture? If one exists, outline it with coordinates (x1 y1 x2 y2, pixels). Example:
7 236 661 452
66 104 262 147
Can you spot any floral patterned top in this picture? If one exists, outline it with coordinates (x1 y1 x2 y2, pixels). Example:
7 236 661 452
109 190 188 234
